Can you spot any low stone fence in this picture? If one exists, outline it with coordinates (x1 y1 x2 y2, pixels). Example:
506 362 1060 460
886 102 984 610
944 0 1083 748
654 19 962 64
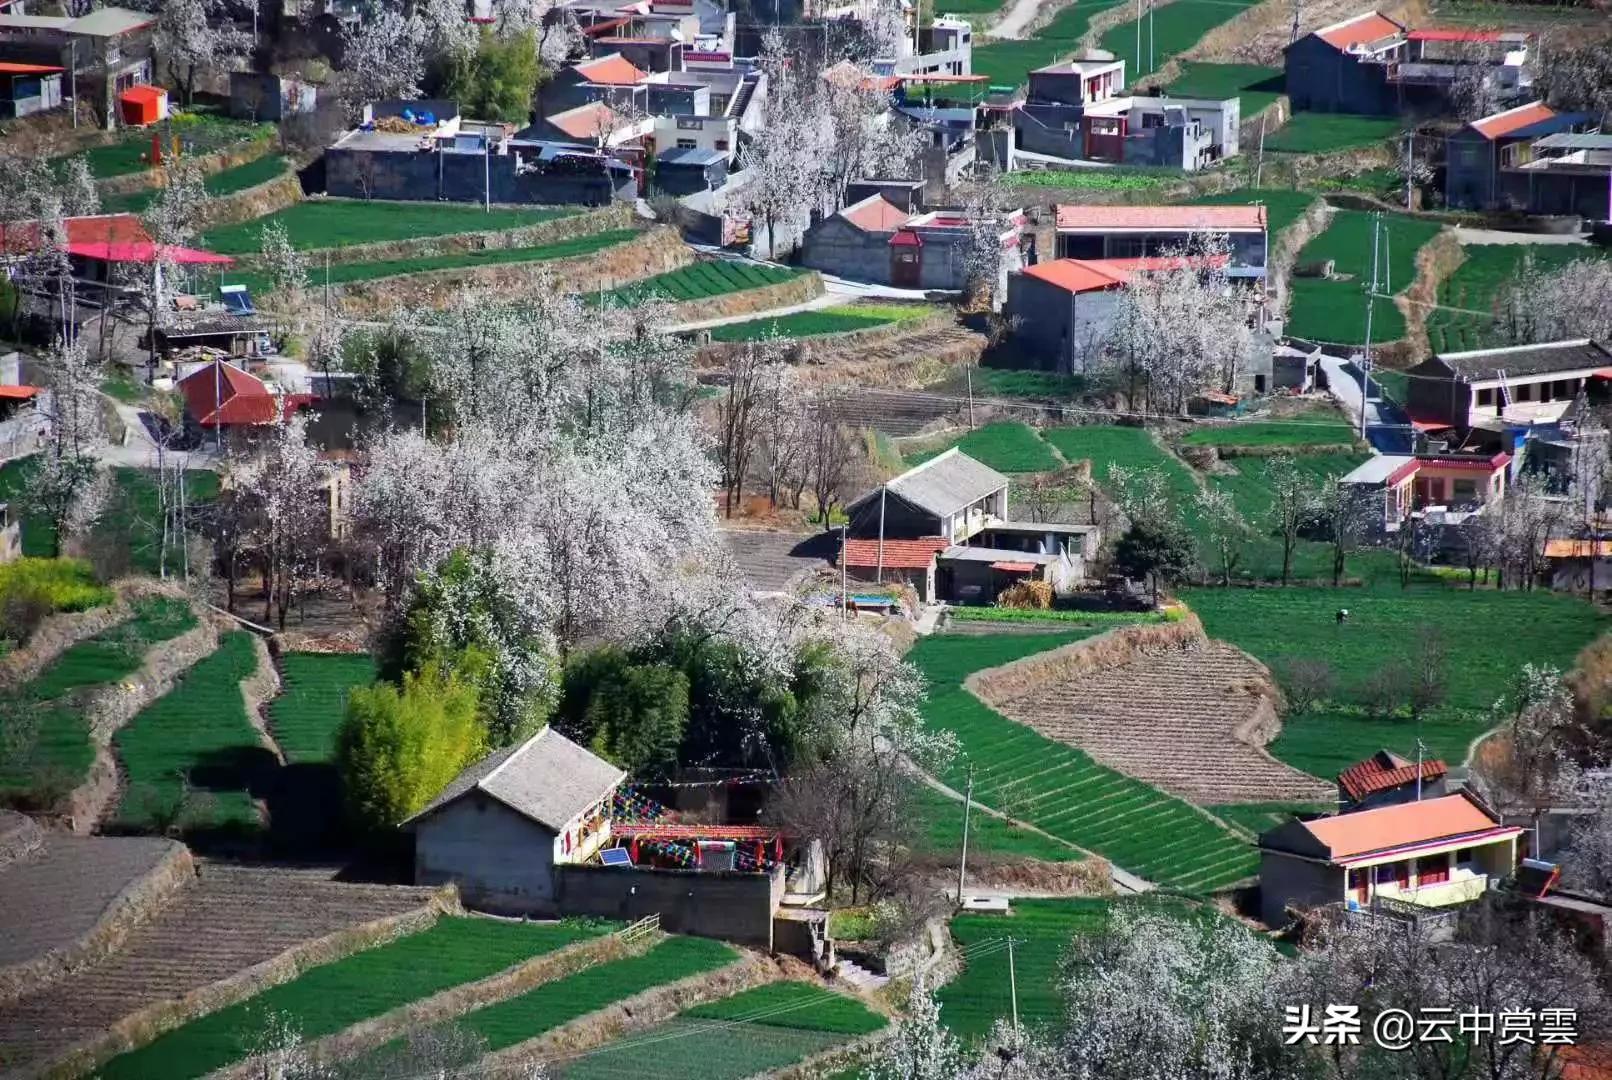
205 168 303 229
95 137 277 198
693 305 952 368
966 616 1205 707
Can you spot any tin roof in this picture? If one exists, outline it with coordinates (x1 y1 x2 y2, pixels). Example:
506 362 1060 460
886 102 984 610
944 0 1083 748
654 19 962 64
882 448 1008 517
1469 100 1555 140
1291 793 1503 861
404 727 625 833
1311 10 1405 50
1338 750 1448 802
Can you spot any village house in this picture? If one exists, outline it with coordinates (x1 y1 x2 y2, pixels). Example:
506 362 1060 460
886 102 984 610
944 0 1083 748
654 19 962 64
1337 451 1510 532
1402 340 1612 436
1338 749 1449 812
227 71 317 122
1052 204 1267 278
0 57 59 118
798 195 1026 298
640 66 765 166
840 449 1098 603
1543 538 1612 594
1444 101 1601 215
1258 791 1523 926
0 5 155 128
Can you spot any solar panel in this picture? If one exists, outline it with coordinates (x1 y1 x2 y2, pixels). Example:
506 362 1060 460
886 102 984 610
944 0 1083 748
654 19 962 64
220 287 255 316
599 847 633 868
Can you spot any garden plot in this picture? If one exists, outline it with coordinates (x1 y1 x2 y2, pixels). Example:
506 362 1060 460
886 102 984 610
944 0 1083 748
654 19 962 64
556 981 885 1080
706 303 931 343
1185 586 1610 779
904 421 1061 473
95 915 611 1080
0 597 196 807
1180 404 1354 448
267 652 377 765
102 155 290 214
202 200 574 254
1167 63 1284 117
991 638 1334 805
602 260 804 307
1285 210 1443 345
1426 244 1609 353
1099 0 1261 81
0 863 441 1074
1264 113 1401 154
914 631 1259 892
111 630 268 835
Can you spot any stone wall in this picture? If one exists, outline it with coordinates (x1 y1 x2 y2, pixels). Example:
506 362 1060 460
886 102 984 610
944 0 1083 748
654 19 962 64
552 863 785 950
966 616 1205 706
665 271 823 325
205 169 303 229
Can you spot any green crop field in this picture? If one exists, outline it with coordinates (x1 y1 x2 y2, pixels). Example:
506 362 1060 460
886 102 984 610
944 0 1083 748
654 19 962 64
0 462 216 563
905 421 1061 473
1002 167 1182 192
0 598 195 804
1208 801 1331 837
940 898 1109 1040
1043 425 1201 519
1099 0 1260 81
1426 244 1609 353
111 630 268 834
1186 586 1610 779
104 155 291 214
967 366 1090 399
1265 113 1402 154
911 781 1083 862
970 0 1129 89
452 936 736 1053
96 916 610 1080
1167 63 1285 117
59 112 270 180
267 653 377 765
602 260 803 307
1180 409 1354 448
706 304 930 343
1188 188 1318 239
202 200 574 254
222 230 636 296
558 981 885 1080
913 631 1259 891
1286 210 1443 344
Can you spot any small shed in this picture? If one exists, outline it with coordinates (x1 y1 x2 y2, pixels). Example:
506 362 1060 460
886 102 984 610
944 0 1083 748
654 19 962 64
404 727 626 914
117 84 167 126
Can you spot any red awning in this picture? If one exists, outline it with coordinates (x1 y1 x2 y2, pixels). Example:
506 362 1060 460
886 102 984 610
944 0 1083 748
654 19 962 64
66 241 234 265
889 229 923 247
1592 369 1612 380
0 386 40 400
0 62 63 75
1410 418 1453 432
990 561 1037 572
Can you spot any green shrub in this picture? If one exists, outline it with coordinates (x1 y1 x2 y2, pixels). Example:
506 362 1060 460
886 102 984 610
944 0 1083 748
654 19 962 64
0 558 113 632
336 660 488 832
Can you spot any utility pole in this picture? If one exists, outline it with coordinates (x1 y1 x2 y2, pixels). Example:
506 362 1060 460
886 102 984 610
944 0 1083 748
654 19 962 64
1415 737 1427 801
1148 0 1155 75
1404 129 1414 210
1255 113 1266 188
1007 936 1020 1038
1359 213 1380 442
1289 0 1300 44
1135 0 1141 76
877 486 886 583
484 128 492 213
839 522 849 620
957 764 975 904
69 40 77 129
966 363 975 430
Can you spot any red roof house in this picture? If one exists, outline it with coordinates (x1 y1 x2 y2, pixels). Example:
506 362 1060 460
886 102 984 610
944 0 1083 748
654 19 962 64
178 359 278 428
1338 749 1448 808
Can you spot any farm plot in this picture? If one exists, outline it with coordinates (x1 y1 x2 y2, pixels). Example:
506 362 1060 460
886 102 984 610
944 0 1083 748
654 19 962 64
706 303 931 343
267 652 377 765
904 421 1061 473
56 112 270 180
0 462 216 564
1208 801 1330 837
970 0 1128 89
1098 0 1261 81
913 631 1259 892
0 597 196 806
602 260 803 307
1001 167 1182 193
202 200 574 255
1185 586 1610 779
102 155 291 214
1042 425 1202 523
1285 210 1444 345
95 915 612 1080
1264 113 1402 154
110 630 267 835
1167 63 1285 118
910 781 1084 863
1188 188 1318 242
1179 405 1354 448
556 981 886 1080
1425 244 1609 353
448 935 737 1054
992 638 1334 804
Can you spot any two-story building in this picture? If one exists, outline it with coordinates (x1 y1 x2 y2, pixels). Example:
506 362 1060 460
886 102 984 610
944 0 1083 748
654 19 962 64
1444 101 1597 213
0 6 154 128
1258 791 1522 926
1053 204 1267 278
1283 10 1406 115
1402 339 1612 436
798 195 1025 299
1338 451 1511 532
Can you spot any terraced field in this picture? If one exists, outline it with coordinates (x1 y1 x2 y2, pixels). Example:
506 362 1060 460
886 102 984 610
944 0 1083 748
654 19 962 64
1043 425 1202 522
1209 801 1331 837
1265 113 1402 154
556 981 886 1080
1186 586 1611 779
1167 63 1285 118
102 155 291 214
970 0 1128 89
0 597 197 806
905 421 1061 473
1286 210 1444 345
910 781 1083 862
1180 406 1354 448
111 631 267 835
202 200 574 254
1099 0 1261 81
1188 188 1318 239
913 631 1259 892
706 303 931 343
96 915 612 1080
0 864 440 1073
1426 244 1609 352
267 652 377 764
992 638 1334 804
602 260 804 307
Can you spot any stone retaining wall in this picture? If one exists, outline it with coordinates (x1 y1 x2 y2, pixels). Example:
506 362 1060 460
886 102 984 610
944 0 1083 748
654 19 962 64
204 169 303 229
95 138 277 198
693 306 952 368
966 616 1205 706
666 271 824 325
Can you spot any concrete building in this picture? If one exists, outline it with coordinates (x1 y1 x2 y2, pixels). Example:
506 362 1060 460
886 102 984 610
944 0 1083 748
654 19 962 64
228 71 317 122
1283 10 1407 115
0 58 59 117
1053 204 1267 278
1338 749 1449 812
1337 451 1510 532
799 195 1024 296
641 67 765 166
1402 339 1612 434
1013 75 1240 169
1258 791 1522 926
405 727 626 915
882 15 972 78
0 6 155 128
1444 101 1597 213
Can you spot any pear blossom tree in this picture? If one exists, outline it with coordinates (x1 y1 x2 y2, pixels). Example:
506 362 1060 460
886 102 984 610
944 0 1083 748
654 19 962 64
1496 255 1612 348
25 335 107 557
338 8 427 120
231 414 326 629
138 159 211 377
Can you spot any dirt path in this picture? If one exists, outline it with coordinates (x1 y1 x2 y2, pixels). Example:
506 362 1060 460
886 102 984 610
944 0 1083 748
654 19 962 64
989 0 1053 40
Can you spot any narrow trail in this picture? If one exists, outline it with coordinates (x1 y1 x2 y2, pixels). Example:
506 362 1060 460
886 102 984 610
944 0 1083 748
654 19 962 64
989 0 1055 40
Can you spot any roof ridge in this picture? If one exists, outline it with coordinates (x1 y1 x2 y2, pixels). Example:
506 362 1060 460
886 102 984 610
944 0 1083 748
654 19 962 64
479 727 546 791
1312 9 1397 37
1438 338 1593 358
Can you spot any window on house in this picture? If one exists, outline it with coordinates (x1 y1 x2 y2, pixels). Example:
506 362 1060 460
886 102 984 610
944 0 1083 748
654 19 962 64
1417 854 1451 886
1453 479 1478 503
714 139 728 151
1516 382 1533 401
1376 862 1406 887
1455 847 1474 865
1477 387 1495 407
676 138 697 149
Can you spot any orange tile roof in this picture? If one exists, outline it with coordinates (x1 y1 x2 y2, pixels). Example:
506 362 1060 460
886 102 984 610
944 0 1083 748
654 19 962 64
1054 204 1267 231
1021 258 1131 294
575 53 646 85
840 537 948 570
1544 539 1612 559
548 101 619 140
839 194 911 232
0 61 62 74
1338 750 1447 802
1298 794 1504 861
1315 10 1404 50
0 386 39 400
1470 100 1555 140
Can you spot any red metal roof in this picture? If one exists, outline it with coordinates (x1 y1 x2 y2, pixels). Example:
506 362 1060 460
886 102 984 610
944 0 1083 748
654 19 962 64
1021 258 1131 294
990 561 1037 572
1384 458 1421 487
1470 100 1555 140
0 61 63 75
575 53 646 85
840 537 948 570
1054 204 1266 231
1297 793 1506 861
178 359 278 427
0 214 233 266
118 84 165 106
1314 11 1405 50
1338 750 1447 802
1417 452 1510 472
889 229 923 248
0 385 39 400
839 194 910 232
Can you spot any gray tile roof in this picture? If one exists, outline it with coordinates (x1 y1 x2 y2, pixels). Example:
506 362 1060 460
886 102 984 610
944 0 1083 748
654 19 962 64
404 728 625 832
886 448 1009 517
1435 339 1611 380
